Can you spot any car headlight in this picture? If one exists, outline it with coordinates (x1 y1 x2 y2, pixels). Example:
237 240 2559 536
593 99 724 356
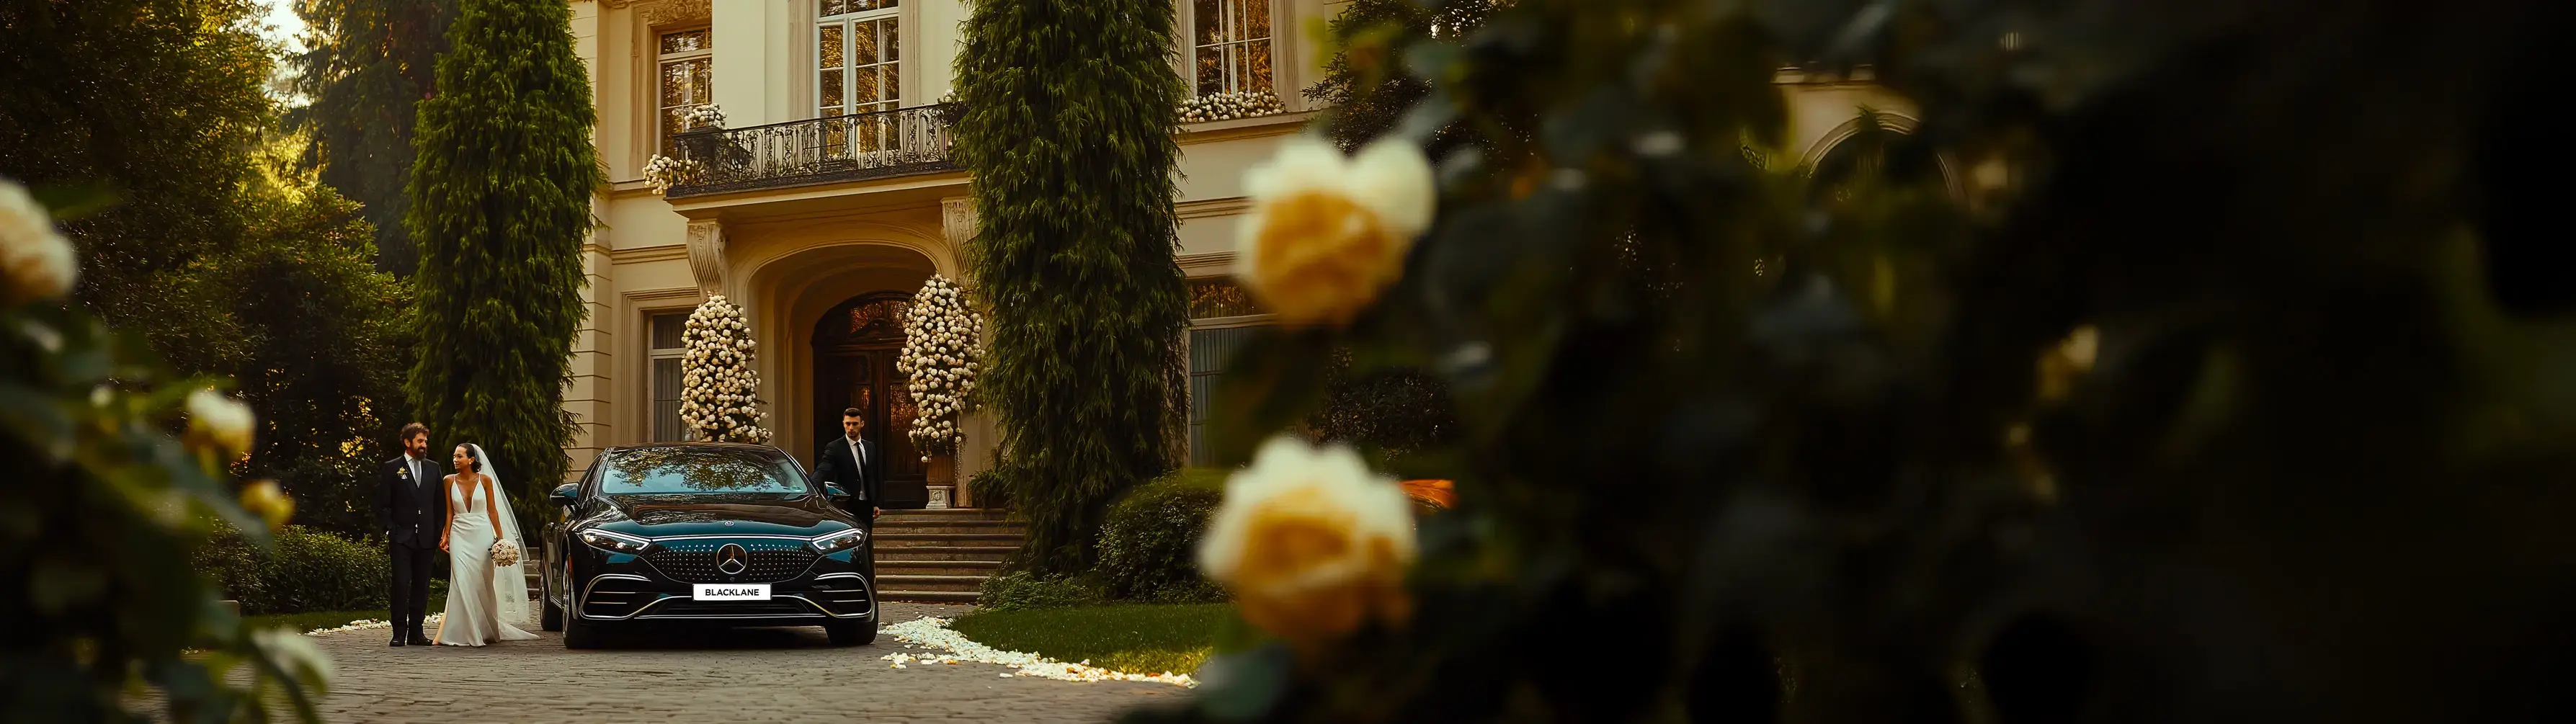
579 528 654 553
809 528 866 554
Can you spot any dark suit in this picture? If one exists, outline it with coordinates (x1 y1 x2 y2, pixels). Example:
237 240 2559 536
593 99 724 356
814 436 881 517
374 455 445 638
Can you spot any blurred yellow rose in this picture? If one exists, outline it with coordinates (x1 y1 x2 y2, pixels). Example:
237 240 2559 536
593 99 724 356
1198 436 1420 647
186 388 257 460
239 480 294 530
0 178 78 305
1235 136 1435 327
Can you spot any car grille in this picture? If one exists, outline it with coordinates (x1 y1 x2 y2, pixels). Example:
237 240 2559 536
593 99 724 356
646 599 821 618
645 539 819 583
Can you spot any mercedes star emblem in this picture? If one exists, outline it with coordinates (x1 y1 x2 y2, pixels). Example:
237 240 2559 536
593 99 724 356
716 543 749 576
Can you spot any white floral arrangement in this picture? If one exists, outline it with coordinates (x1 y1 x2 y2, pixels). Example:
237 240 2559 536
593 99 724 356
641 153 704 195
1179 89 1283 124
895 275 981 460
679 295 772 443
489 539 522 567
937 90 958 105
682 104 726 131
0 177 78 305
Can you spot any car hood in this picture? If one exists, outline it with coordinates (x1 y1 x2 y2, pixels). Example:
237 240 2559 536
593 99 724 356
584 493 854 537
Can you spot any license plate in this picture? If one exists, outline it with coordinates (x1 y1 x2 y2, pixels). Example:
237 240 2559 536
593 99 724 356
693 584 771 601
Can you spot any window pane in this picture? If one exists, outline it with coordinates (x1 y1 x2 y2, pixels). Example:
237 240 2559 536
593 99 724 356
884 17 900 62
853 19 878 65
820 0 845 17
819 24 843 69
852 65 880 104
883 63 901 104
659 29 708 54
651 313 685 349
1195 0 1223 45
685 58 711 104
1196 46 1225 96
1244 0 1270 40
652 357 683 442
1244 40 1273 93
662 61 690 106
821 67 844 108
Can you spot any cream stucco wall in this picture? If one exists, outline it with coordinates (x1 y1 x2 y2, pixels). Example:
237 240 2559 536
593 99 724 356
563 0 1915 490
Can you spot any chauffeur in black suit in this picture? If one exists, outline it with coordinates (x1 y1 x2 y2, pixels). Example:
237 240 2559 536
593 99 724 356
813 407 883 521
374 422 444 647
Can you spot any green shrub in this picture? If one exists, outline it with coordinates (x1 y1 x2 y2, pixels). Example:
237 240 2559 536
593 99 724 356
1097 468 1228 603
197 524 390 615
966 460 1022 510
976 571 1103 612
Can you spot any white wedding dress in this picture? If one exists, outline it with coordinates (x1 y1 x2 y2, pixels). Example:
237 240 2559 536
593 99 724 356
436 444 539 647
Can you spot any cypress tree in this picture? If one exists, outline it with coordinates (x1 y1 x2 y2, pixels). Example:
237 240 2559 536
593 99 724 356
955 0 1193 573
289 0 460 275
404 0 601 513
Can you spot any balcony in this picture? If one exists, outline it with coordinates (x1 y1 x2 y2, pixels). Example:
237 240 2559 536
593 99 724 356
664 104 958 198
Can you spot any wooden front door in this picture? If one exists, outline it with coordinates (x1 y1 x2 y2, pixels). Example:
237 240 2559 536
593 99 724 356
811 294 928 508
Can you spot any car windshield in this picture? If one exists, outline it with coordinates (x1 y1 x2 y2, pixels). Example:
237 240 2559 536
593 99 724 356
597 447 810 495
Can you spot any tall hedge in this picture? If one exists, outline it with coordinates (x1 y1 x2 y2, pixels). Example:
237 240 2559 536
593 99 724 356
953 0 1192 574
405 0 602 516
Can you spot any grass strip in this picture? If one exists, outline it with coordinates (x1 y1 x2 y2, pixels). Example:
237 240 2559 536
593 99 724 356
948 603 1254 676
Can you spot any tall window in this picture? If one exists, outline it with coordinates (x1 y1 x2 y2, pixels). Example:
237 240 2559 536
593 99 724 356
816 0 900 118
649 313 689 442
1190 0 1273 97
1185 279 1267 465
658 28 713 155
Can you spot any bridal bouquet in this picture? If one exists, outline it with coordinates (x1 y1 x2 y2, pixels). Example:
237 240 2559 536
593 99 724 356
490 539 522 567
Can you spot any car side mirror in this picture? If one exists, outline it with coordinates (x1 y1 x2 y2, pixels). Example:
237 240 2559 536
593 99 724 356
550 483 579 506
824 483 850 500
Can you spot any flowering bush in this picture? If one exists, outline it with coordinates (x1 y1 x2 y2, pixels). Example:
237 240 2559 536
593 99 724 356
895 274 982 460
1179 89 1284 124
641 153 703 195
679 295 771 443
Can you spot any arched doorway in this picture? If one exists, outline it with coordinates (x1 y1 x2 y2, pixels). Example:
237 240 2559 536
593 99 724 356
811 292 929 509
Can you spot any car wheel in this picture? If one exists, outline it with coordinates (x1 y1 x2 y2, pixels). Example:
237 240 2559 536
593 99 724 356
826 616 875 646
541 591 564 632
563 609 602 649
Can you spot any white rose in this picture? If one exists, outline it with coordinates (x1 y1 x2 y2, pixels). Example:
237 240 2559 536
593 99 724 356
0 179 78 305
185 388 257 457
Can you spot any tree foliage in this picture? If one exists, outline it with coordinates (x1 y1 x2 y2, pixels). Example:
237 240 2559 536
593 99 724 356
3 0 419 541
406 0 600 517
1301 0 1503 156
0 0 274 356
955 0 1193 574
287 0 459 275
1145 0 2576 721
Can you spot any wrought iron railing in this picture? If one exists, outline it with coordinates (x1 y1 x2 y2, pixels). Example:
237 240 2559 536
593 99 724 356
665 104 959 197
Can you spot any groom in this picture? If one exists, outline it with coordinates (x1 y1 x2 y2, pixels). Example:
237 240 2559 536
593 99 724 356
375 422 443 647
814 407 882 522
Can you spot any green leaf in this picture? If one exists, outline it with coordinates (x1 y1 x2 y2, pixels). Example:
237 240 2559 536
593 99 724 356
1205 328 1336 468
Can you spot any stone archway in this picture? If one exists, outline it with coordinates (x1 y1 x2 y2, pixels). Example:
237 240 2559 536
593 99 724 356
810 291 930 509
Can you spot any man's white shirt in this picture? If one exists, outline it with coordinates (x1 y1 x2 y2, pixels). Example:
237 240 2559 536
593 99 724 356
845 437 868 499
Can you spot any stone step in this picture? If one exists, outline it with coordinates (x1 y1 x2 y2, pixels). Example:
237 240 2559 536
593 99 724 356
874 545 1019 562
875 573 989 592
878 589 980 603
873 560 1002 576
876 508 1013 522
871 521 1026 535
874 532 1024 547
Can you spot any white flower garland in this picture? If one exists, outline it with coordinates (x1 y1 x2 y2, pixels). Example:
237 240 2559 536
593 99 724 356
878 616 1198 687
641 153 703 195
679 295 772 443
1178 89 1284 124
895 275 981 460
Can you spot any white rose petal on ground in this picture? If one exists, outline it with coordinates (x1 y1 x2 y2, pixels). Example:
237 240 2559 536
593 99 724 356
876 616 1196 687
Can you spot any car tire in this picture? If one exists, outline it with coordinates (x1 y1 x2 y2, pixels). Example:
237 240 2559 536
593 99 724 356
826 617 875 647
563 609 602 649
540 592 564 632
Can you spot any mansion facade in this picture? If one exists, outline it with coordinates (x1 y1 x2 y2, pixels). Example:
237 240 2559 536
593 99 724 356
559 0 1915 506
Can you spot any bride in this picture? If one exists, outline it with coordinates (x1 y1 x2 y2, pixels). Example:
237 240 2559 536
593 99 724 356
435 443 540 646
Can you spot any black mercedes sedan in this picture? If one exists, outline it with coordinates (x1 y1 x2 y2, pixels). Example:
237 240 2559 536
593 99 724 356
539 443 876 648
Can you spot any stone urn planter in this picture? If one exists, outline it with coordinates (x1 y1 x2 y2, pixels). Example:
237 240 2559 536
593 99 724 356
927 455 960 508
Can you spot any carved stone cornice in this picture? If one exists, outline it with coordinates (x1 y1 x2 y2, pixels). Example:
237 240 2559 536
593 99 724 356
627 0 711 26
685 219 728 297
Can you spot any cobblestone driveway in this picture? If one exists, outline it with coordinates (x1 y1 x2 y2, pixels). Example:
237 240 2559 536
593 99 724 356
212 603 1182 723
